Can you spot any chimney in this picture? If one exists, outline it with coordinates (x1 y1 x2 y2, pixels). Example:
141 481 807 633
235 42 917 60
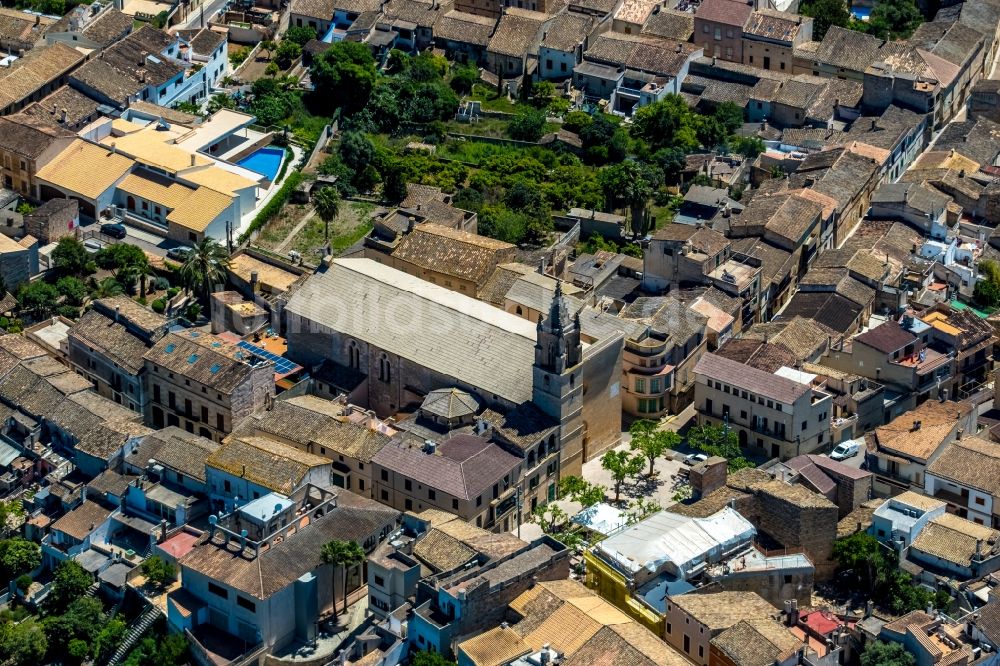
957 429 963 440
115 305 120 322
250 271 258 294
241 464 246 477
190 154 196 167
239 528 248 551
977 539 984 560
60 108 67 123
912 420 921 431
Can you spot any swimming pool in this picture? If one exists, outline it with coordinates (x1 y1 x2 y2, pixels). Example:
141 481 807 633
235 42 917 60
238 146 285 182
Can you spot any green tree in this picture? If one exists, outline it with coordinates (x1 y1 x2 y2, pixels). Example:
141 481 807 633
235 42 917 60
321 539 366 616
314 187 341 241
284 25 317 46
180 238 231 303
339 131 379 191
43 596 104 661
508 108 546 142
450 63 479 94
381 160 409 204
55 276 87 306
833 532 894 594
17 281 59 318
208 93 236 113
733 135 766 158
559 476 606 507
275 40 302 69
976 259 1000 306
632 95 699 152
311 41 378 113
140 556 175 588
90 277 124 299
0 618 47 666
44 560 93 615
122 633 190 666
529 81 557 108
260 39 276 60
860 641 915 666
0 539 40 585
800 0 851 40
479 205 531 244
687 423 753 470
601 449 643 503
866 0 922 39
95 243 149 293
713 102 745 135
630 420 680 477
51 237 90 276
411 651 454 666
599 161 662 235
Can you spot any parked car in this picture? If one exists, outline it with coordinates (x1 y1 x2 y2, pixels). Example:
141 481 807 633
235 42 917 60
829 441 860 461
683 453 709 466
166 247 191 261
101 223 127 239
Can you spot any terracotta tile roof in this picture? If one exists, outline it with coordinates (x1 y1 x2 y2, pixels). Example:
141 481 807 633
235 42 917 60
0 42 85 110
694 352 809 404
487 11 546 58
743 9 804 42
911 512 1000 567
69 309 151 374
585 32 701 75
641 9 693 39
927 437 1000 497
413 528 477 571
671 592 777 631
373 434 520 500
129 427 220 483
21 85 101 131
52 500 112 541
715 338 797 372
480 403 558 451
143 331 268 394
479 263 534 306
433 10 496 46
392 223 516 287
777 292 862 334
460 626 531 666
542 12 593 51
855 322 919 354
695 0 752 27
869 400 971 462
208 435 328 494
0 114 73 159
77 8 133 45
711 618 801 666
180 491 399 599
35 139 134 200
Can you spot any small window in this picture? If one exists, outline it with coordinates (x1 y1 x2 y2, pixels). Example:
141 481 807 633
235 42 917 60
381 469 389 482
208 582 227 598
976 496 986 506
428 489 436 501
476 495 482 507
404 479 412 491
452 498 459 510
236 595 255 611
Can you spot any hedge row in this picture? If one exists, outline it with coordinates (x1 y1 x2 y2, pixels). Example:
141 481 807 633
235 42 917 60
238 171 304 245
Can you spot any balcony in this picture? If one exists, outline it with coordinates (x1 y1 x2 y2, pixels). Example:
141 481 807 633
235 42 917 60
931 487 968 507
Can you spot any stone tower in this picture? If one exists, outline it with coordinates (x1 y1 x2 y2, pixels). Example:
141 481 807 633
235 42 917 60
533 281 586 476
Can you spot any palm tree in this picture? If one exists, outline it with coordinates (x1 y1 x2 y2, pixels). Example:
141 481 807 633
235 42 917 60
320 539 365 617
134 260 155 300
90 277 124 299
180 238 231 302
314 187 341 241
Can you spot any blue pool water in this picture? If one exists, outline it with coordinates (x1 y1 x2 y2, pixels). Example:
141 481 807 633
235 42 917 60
238 146 284 181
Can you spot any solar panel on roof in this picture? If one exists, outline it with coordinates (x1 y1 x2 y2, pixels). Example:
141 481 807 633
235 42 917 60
235 340 301 375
